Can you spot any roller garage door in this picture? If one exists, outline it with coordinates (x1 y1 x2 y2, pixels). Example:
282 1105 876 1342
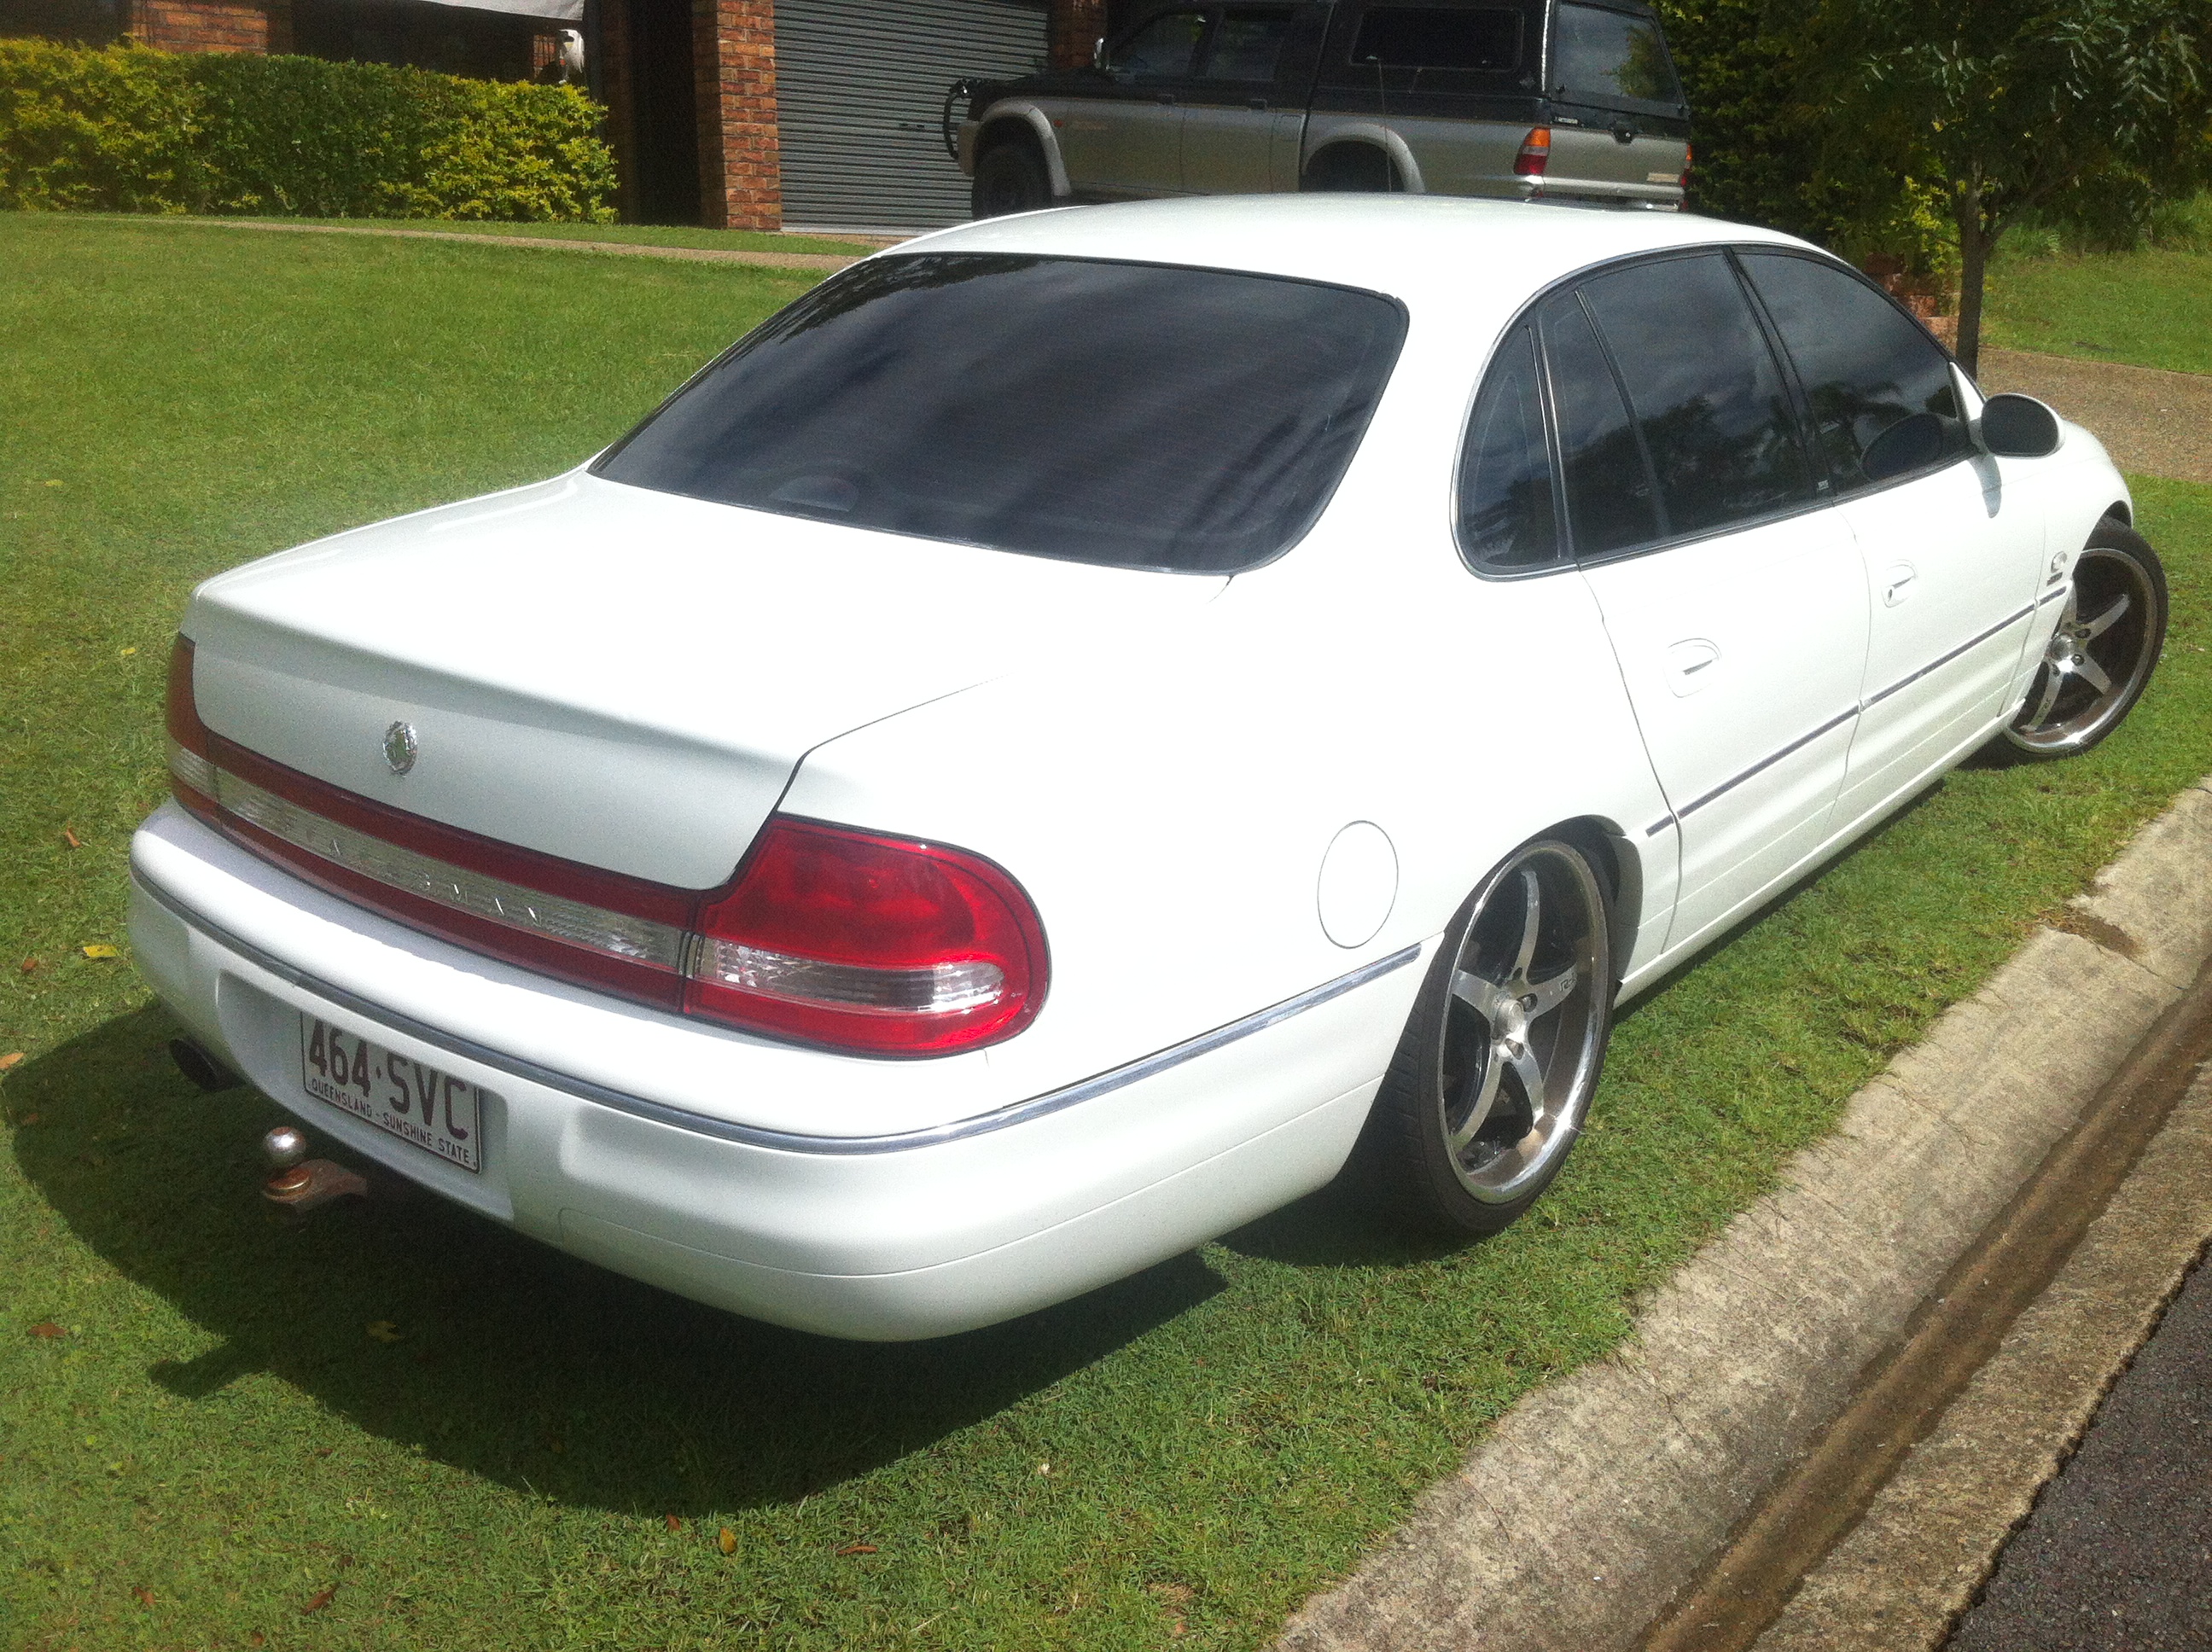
776 0 1051 230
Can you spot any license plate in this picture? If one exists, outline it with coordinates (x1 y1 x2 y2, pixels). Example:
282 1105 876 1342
300 1016 484 1173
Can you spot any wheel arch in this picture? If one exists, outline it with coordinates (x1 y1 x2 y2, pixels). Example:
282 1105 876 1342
1543 816 1645 990
1301 125 1425 193
974 105 1071 198
2102 499 2133 527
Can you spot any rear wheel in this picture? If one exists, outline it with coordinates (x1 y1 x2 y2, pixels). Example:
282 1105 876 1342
2003 521 2166 758
1359 838 1613 1235
971 139 1052 218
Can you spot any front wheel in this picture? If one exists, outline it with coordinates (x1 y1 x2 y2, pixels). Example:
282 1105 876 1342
1357 838 1614 1236
2004 521 2167 758
971 140 1051 218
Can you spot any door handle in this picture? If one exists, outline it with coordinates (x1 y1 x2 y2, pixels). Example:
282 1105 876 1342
1611 124 1637 143
1881 563 1918 607
1665 637 1721 696
1154 90 1177 104
1248 96 1269 110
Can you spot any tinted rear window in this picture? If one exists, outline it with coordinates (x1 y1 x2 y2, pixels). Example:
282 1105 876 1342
1552 3 1680 105
1351 6 1522 70
594 254 1406 574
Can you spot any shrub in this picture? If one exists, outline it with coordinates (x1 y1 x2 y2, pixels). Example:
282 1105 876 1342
1657 0 1961 276
0 38 615 221
0 37 207 212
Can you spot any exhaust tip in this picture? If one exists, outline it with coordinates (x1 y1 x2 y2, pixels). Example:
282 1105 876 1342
168 1037 242 1093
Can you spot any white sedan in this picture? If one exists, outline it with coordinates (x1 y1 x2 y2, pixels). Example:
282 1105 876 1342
131 196 2165 1340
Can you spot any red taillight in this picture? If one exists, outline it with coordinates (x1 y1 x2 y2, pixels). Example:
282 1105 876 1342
158 632 1048 1056
1514 126 1551 178
687 819 1047 1056
166 635 218 813
1679 143 1692 196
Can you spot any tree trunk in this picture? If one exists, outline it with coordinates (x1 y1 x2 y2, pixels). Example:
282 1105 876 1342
1953 180 1994 380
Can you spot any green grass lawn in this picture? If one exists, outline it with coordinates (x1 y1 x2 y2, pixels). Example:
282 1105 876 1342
1984 230 2212 375
78 212 886 260
5 210 2211 1650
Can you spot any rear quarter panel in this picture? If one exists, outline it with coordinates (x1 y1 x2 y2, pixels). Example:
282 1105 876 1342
780 308 1674 1103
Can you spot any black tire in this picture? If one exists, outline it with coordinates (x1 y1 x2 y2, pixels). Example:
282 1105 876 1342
2001 518 2167 759
1356 837 1615 1236
1301 144 1399 193
971 139 1052 218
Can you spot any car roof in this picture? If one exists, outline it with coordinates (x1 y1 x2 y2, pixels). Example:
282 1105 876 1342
888 195 1818 317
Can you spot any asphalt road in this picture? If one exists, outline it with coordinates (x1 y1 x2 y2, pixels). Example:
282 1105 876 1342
1947 1248 2212 1650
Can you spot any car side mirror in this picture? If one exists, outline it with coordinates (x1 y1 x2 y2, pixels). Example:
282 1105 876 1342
1861 411 1946 483
1978 393 2063 459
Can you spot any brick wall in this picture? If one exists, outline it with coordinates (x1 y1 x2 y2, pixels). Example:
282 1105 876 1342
1049 0 1106 70
128 0 291 53
693 0 777 230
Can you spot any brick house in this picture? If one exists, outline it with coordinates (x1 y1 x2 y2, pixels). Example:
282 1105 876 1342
1 0 1122 231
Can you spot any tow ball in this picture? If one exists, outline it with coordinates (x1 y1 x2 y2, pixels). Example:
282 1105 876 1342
260 1125 368 1214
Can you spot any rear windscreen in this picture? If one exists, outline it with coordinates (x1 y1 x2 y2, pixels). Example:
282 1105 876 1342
593 254 1406 574
1350 6 1522 70
1552 3 1680 105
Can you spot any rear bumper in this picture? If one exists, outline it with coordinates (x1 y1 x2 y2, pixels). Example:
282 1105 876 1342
130 805 1419 1339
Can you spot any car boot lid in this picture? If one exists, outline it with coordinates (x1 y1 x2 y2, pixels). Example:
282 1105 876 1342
185 470 1225 888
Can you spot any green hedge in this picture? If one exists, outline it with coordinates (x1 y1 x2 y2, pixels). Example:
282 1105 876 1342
0 38 616 221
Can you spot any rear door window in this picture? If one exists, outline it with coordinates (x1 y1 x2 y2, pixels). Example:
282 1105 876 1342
1551 2 1681 107
1202 7 1295 79
1576 253 1814 539
1539 291 1659 557
1737 251 1971 492
593 254 1406 574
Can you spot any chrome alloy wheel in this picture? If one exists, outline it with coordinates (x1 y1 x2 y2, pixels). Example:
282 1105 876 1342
2005 542 2163 756
1435 843 1610 1206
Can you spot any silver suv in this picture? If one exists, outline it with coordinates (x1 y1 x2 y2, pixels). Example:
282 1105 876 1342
956 0 1690 216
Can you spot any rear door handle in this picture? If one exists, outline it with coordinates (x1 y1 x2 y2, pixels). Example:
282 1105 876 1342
1154 90 1177 104
1881 563 1918 607
1665 637 1721 696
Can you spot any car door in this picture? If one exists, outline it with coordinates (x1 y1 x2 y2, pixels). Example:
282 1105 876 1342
1060 7 1208 195
1542 0 1690 207
1179 5 1306 192
1738 251 2052 825
1558 253 1868 955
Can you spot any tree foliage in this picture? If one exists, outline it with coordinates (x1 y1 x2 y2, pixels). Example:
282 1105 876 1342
1791 0 2212 372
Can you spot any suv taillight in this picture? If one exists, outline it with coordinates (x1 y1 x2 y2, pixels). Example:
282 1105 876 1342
1679 143 1692 197
687 820 1046 1055
1514 126 1551 178
159 633 1049 1056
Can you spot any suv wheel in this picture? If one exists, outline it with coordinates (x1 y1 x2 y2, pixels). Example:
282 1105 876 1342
972 139 1052 218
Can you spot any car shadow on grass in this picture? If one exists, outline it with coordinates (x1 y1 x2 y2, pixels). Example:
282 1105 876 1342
9 1005 1223 1518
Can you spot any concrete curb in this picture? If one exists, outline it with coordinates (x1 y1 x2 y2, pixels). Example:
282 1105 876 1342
1751 1068 2212 1650
1278 776 2212 1652
104 216 864 273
